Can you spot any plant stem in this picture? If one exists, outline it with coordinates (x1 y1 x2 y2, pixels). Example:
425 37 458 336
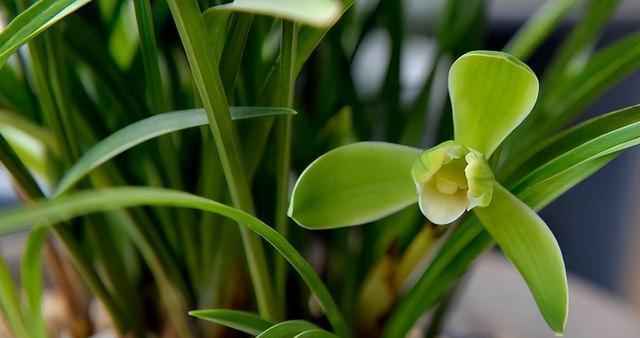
274 20 297 316
166 0 277 320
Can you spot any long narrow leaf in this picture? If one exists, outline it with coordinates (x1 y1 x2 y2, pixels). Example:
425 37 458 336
0 110 57 151
20 228 48 338
504 0 580 60
54 107 295 195
189 309 273 335
0 255 27 338
541 0 621 88
0 187 351 338
257 320 318 338
294 329 339 338
538 33 640 133
505 105 640 191
204 0 343 28
0 0 92 67
517 153 616 208
168 0 277 321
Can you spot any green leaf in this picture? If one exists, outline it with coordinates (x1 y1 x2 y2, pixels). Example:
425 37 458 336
538 33 640 135
0 254 28 338
517 153 617 209
288 142 421 229
474 182 567 334
541 0 621 91
294 329 339 338
504 0 580 60
506 105 640 192
168 0 278 321
232 106 297 120
297 0 355 71
189 309 273 335
450 51 539 157
20 228 48 338
0 123 48 178
54 107 296 195
205 0 343 28
202 9 232 64
133 0 167 114
108 1 139 69
0 0 92 68
0 187 351 338
257 320 318 338
0 67 36 116
0 110 57 153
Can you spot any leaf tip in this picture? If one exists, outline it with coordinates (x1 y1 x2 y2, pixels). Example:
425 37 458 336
188 310 206 318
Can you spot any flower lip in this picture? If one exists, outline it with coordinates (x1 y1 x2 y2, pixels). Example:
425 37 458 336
411 141 494 224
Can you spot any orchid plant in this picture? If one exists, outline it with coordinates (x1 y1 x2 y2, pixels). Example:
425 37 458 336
0 0 638 337
288 50 567 333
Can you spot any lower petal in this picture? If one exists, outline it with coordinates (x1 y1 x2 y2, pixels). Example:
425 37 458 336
418 180 468 224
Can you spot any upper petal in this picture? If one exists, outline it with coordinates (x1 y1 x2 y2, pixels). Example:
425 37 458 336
449 51 539 157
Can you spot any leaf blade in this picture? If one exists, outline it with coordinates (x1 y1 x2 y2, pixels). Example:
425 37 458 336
294 329 339 338
205 0 343 27
189 309 273 335
54 107 296 195
20 228 48 338
0 187 351 338
0 0 92 67
257 320 318 338
504 0 580 60
506 104 640 191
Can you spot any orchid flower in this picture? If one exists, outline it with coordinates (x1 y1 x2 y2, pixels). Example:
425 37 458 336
288 51 568 334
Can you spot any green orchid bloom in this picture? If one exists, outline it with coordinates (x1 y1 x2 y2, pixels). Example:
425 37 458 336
288 51 568 334
411 51 537 224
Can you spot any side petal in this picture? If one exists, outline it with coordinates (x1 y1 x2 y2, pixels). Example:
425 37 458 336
464 150 494 210
473 181 568 335
288 142 421 229
450 51 539 157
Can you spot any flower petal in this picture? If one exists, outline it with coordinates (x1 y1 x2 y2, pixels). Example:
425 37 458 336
473 181 568 334
288 142 421 229
464 150 494 209
411 141 465 185
418 179 468 225
449 51 539 157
